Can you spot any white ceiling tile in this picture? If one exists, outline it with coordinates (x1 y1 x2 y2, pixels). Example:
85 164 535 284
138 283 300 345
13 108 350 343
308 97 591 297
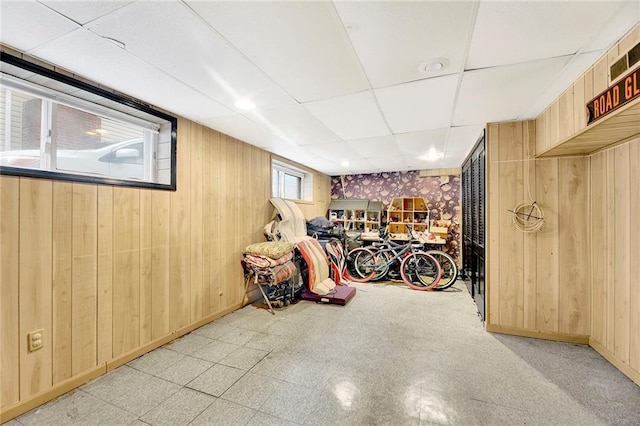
30 28 233 120
375 74 458 133
254 105 340 146
40 0 133 25
467 1 627 69
445 125 484 153
442 150 469 168
395 129 448 156
583 1 640 52
316 163 351 177
303 91 390 140
199 114 284 148
453 56 571 126
304 141 363 164
519 51 604 120
86 1 296 111
268 145 322 168
405 154 442 170
346 136 401 158
367 156 411 173
186 0 369 103
344 159 380 175
334 1 477 88
0 0 78 51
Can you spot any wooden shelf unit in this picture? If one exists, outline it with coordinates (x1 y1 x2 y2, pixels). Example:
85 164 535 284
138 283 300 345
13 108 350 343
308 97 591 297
328 199 382 232
387 197 430 238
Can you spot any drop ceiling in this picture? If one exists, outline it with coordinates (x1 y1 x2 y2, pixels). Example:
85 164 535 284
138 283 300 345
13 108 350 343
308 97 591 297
1 0 639 176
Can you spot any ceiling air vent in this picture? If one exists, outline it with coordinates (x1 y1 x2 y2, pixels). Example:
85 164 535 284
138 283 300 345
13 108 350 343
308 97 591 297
610 55 628 82
628 41 640 68
610 40 640 84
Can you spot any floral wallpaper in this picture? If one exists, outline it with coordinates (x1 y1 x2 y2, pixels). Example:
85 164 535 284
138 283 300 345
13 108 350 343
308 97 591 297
331 171 461 262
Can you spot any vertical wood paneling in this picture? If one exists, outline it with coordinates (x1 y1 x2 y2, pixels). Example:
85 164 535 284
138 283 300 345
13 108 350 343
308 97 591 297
240 143 253 246
219 136 235 307
535 159 559 333
226 137 241 306
589 137 640 382
487 124 500 325
209 130 222 314
558 158 590 336
558 88 574 141
97 186 113 364
52 182 72 383
139 189 152 345
238 143 253 302
19 179 53 397
535 112 546 155
629 140 640 371
546 101 560 148
523 122 537 330
113 187 140 356
498 123 524 328
151 190 170 339
202 126 212 315
170 118 191 330
1 115 332 417
71 184 97 375
1 176 20 407
590 152 607 344
593 56 609 95
605 151 616 351
613 145 630 362
190 122 204 322
573 76 586 132
619 25 640 53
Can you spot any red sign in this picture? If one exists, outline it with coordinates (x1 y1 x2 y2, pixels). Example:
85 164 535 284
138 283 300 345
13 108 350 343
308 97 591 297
587 65 640 125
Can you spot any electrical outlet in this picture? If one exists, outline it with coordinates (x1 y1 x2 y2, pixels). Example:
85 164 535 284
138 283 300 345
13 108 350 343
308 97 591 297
27 329 44 352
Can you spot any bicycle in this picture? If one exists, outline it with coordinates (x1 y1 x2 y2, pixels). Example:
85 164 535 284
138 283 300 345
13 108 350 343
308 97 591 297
344 228 442 290
425 249 458 291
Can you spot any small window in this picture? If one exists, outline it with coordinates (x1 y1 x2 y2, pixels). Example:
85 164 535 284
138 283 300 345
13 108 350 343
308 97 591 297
0 52 176 190
272 159 312 201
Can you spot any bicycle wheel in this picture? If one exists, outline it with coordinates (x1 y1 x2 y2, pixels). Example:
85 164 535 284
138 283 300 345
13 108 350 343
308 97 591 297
344 247 377 283
400 252 441 291
426 250 458 290
363 248 391 281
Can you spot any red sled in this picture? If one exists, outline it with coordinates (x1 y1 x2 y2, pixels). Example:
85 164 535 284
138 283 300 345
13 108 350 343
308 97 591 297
300 285 356 306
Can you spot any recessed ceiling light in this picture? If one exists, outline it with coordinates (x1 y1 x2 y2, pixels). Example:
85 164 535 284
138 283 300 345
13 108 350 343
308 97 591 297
421 151 444 161
341 160 349 167
234 99 256 110
418 58 450 74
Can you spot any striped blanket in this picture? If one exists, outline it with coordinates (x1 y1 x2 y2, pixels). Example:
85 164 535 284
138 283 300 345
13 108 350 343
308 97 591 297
296 238 336 295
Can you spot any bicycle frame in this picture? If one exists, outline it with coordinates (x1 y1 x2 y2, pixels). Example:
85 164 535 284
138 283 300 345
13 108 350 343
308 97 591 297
372 241 423 273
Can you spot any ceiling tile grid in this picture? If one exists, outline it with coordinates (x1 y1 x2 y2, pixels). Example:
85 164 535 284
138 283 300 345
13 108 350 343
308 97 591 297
333 0 478 88
375 74 459 133
302 91 391 140
1 0 638 176
184 0 370 103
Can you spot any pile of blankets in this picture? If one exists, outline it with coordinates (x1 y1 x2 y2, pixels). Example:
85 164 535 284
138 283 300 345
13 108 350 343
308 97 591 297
241 242 300 307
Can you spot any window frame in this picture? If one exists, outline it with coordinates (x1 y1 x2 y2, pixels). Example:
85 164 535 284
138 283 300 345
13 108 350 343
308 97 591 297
271 159 312 202
0 51 177 190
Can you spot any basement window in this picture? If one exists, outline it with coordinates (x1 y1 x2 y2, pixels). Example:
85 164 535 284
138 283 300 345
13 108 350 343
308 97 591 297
0 52 177 190
272 159 312 202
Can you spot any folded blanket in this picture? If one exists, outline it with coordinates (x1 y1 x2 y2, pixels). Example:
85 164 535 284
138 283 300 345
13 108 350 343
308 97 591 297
243 251 294 269
244 241 295 259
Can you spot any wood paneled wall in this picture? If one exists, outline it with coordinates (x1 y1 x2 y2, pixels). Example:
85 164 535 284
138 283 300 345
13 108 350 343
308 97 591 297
529 23 640 385
0 117 330 420
536 25 640 154
589 137 640 385
486 121 590 342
